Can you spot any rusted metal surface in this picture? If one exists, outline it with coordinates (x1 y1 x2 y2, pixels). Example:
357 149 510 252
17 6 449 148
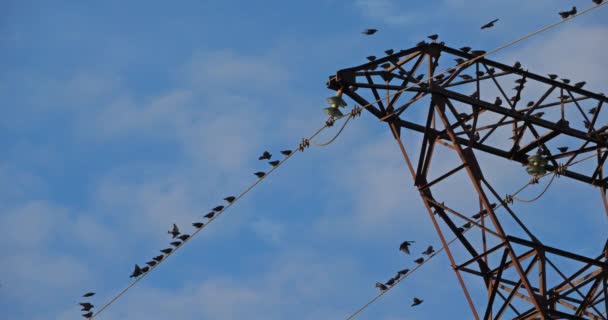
328 43 608 319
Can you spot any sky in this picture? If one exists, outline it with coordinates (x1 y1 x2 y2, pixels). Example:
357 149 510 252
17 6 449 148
0 0 607 319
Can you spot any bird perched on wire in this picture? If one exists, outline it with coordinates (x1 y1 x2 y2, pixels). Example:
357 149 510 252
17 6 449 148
212 205 224 212
412 297 424 306
559 7 577 19
548 74 558 80
152 255 164 262
254 171 266 178
459 46 471 53
422 246 435 255
224 196 236 203
192 222 204 229
384 49 394 55
258 151 271 160
376 282 388 291
146 261 157 267
481 18 499 30
593 0 604 5
160 248 173 254
204 211 215 219
385 277 396 286
574 81 586 89
397 268 410 277
141 266 150 273
399 241 415 254
366 55 376 61
414 257 425 264
280 150 292 156
427 34 439 41
130 264 143 278
362 29 378 35
82 292 95 298
168 224 180 239
268 160 280 167
170 241 182 247
178 234 190 241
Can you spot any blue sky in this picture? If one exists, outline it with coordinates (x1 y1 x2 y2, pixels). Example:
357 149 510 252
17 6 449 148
1 0 607 319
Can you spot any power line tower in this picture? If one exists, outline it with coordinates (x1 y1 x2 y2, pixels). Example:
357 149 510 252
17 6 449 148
327 42 608 319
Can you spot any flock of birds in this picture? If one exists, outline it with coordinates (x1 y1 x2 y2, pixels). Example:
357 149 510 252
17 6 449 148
73 1 605 318
75 148 295 318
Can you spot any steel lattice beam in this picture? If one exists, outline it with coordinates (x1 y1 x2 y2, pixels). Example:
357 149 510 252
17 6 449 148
327 42 608 319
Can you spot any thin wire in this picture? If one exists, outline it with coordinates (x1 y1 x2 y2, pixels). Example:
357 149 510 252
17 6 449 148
512 174 557 203
311 115 353 147
343 153 601 320
90 2 607 318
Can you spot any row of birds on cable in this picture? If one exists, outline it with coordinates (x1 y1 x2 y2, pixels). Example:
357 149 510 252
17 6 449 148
77 148 297 318
362 0 604 37
128 149 295 279
78 292 96 318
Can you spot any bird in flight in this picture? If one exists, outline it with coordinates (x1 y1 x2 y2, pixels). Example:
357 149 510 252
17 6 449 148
258 151 272 160
79 302 94 311
362 29 378 35
412 297 424 306
481 19 499 30
399 241 415 254
168 224 180 239
593 0 604 5
82 292 95 298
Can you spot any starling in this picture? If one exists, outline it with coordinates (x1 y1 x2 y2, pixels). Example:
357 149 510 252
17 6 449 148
192 222 204 229
268 160 280 167
589 107 598 115
204 212 215 219
494 97 502 106
513 61 522 69
146 261 157 267
397 268 410 276
472 213 482 219
454 58 466 64
384 49 394 55
416 40 426 47
178 234 190 241
376 282 388 291
527 101 535 107
557 147 569 153
514 78 526 84
224 196 236 203
462 222 472 229
79 302 94 311
559 8 572 19
481 18 499 30
422 246 435 255
593 0 603 4
548 74 558 80
258 151 272 160
476 71 485 77
141 266 150 273
362 29 378 35
168 224 180 239
471 50 486 56
130 264 143 278
412 297 424 306
574 81 586 89
562 78 571 84
487 68 496 75
457 227 465 233
82 312 93 319
459 74 473 81
459 46 471 53
381 62 391 69
160 248 173 254
170 241 182 247
427 34 439 41
399 241 415 255
212 205 224 212
152 255 164 262
385 278 396 286
414 257 425 264
533 112 544 118
82 292 95 298
415 74 425 81
366 55 376 61
254 171 266 178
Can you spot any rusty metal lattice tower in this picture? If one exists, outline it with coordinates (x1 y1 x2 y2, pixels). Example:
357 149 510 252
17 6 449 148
327 42 608 319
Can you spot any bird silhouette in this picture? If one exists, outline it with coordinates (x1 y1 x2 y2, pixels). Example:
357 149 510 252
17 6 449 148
589 107 598 115
557 147 569 153
460 46 471 53
160 248 173 254
376 282 388 291
574 81 586 89
79 302 94 311
457 227 465 233
415 74 425 81
254 171 266 178
141 266 150 273
454 58 466 64
178 234 190 241
362 29 378 35
82 292 95 298
593 0 603 4
548 74 558 80
476 71 485 77
385 49 394 55
397 268 410 276
562 78 571 84
481 18 499 30
146 261 157 267
462 222 472 229
82 312 93 319
130 264 143 278
170 241 182 247
527 101 535 107
459 74 473 81
427 34 439 41
559 8 573 19
204 212 215 219
416 41 426 47
258 151 272 160
412 297 424 306
366 55 376 61
472 212 482 219
414 257 425 264
192 222 204 229
513 61 522 69
399 241 415 254
224 196 236 203
422 246 435 255
268 160 280 167
494 97 503 106
212 205 224 212
168 224 180 239
471 50 486 56
152 255 164 262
